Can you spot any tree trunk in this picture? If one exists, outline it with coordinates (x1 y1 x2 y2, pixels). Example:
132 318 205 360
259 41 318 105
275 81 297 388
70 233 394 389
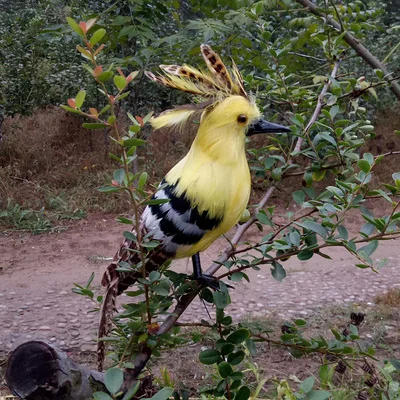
5 341 106 400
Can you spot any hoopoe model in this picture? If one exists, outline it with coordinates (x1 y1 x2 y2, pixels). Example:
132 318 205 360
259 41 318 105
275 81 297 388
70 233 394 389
98 44 290 370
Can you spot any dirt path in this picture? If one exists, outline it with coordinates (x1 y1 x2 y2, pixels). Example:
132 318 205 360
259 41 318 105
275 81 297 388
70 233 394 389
1 215 400 356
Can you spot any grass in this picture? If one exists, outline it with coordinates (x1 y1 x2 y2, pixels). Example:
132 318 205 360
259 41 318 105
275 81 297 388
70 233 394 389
375 288 400 307
0 199 86 234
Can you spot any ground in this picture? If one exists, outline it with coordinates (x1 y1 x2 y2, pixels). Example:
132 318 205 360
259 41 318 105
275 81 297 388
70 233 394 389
0 212 399 397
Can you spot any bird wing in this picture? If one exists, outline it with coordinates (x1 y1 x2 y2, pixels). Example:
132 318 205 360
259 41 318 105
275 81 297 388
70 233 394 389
141 178 223 256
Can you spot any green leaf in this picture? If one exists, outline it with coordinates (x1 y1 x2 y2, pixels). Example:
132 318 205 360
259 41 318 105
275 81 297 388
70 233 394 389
312 170 326 182
307 390 331 400
75 90 86 109
257 211 273 227
124 138 146 147
357 159 370 173
295 319 307 326
98 186 121 193
227 350 245 365
199 348 220 364
390 359 400 372
297 221 328 239
235 386 251 400
374 69 384 79
221 343 235 355
245 338 256 356
149 271 161 282
393 172 400 187
60 105 83 115
98 71 114 82
297 249 314 261
271 261 286 282
227 328 250 344
360 125 374 132
218 361 233 378
90 28 106 45
330 105 339 119
337 225 348 241
299 376 315 393
145 387 174 400
113 169 125 184
104 367 123 395
82 123 107 129
144 198 170 206
138 172 148 189
213 290 231 309
93 392 113 400
358 240 378 257
289 231 301 247
123 231 136 241
153 280 170 296
326 95 337 106
114 75 127 90
66 17 84 37
99 105 111 115
292 190 305 205
117 217 132 224
142 241 159 249
122 382 140 400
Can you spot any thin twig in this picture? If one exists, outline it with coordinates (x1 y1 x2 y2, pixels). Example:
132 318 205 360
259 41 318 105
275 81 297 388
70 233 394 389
294 57 342 153
288 52 326 62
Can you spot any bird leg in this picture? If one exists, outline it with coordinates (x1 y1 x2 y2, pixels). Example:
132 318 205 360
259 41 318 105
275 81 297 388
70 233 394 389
191 252 220 290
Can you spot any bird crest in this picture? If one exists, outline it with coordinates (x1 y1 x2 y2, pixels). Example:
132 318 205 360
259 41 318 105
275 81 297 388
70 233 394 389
145 44 247 99
145 45 248 130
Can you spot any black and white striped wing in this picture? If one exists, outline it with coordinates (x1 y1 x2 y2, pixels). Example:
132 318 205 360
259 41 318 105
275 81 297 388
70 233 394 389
141 180 222 256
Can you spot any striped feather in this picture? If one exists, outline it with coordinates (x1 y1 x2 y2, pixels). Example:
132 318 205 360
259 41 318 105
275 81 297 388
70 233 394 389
145 44 249 100
230 58 247 98
145 71 217 97
160 64 222 91
200 44 233 90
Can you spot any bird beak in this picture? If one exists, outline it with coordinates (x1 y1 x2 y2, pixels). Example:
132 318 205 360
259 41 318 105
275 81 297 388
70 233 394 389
246 118 291 136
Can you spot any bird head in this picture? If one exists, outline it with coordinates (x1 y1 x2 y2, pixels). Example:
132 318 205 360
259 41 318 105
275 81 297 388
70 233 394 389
145 44 290 138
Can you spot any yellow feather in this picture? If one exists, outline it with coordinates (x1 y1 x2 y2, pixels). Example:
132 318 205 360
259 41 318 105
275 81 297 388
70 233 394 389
164 95 261 258
150 109 197 130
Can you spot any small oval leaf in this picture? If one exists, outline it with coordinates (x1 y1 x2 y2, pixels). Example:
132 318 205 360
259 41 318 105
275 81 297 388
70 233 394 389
199 348 220 364
104 367 123 395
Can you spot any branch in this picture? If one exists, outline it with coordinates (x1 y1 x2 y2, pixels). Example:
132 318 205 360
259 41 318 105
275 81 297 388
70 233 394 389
294 57 342 152
218 230 400 279
294 0 400 101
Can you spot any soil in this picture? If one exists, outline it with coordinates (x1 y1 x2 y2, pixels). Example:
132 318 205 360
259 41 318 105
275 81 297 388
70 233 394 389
0 211 400 397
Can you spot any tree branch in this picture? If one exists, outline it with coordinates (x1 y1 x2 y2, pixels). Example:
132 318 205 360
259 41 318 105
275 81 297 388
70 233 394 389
294 0 400 101
294 57 342 152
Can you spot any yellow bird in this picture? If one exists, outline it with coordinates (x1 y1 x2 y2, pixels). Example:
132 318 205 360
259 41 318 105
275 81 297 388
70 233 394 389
98 44 289 370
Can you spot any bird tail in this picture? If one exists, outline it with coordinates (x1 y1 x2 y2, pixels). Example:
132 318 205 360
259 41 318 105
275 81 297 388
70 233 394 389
97 231 170 371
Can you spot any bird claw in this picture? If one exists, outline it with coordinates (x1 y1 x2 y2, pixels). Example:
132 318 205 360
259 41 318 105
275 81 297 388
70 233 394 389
191 274 233 290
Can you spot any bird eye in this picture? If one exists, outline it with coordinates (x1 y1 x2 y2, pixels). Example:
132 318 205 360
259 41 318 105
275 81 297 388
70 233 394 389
237 114 248 124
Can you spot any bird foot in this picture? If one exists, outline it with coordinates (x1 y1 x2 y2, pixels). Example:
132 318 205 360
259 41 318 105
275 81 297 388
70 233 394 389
191 274 233 290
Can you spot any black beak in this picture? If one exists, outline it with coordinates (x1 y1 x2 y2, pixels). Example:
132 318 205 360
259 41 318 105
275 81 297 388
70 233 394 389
247 118 291 136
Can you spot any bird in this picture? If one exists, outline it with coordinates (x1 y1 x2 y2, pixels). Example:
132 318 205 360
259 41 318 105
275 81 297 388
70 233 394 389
97 44 290 371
